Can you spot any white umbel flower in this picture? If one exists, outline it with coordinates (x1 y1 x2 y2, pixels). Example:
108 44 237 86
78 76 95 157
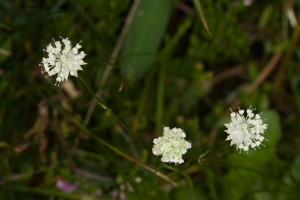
152 127 192 164
224 107 268 152
40 37 87 86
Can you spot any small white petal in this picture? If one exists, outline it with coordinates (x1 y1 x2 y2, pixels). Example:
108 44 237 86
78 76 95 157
153 127 191 164
224 107 267 152
41 37 86 86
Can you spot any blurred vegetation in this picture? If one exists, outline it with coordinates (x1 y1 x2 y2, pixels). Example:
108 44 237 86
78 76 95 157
0 0 300 199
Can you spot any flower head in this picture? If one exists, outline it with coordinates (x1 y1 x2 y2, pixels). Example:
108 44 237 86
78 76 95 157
224 107 268 152
40 37 87 86
152 127 192 164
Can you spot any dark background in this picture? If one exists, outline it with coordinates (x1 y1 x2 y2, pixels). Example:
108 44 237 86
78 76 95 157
0 0 299 199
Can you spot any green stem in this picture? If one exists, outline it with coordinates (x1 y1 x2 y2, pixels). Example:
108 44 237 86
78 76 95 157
79 76 132 136
75 76 178 187
154 18 192 137
155 64 166 136
53 99 178 187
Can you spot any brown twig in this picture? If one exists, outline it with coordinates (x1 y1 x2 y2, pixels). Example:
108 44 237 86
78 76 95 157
275 13 300 87
175 1 194 14
246 52 282 94
208 52 282 148
209 64 246 87
227 52 282 114
83 0 140 125
100 0 140 86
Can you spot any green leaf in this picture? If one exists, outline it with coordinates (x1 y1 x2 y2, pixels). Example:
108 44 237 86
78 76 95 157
120 0 172 81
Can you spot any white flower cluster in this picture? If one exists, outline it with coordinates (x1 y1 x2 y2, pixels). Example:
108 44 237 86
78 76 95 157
40 37 87 86
225 107 268 152
152 127 192 164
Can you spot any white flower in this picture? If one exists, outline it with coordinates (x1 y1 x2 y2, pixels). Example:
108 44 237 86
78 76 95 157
152 127 192 164
224 107 268 152
40 37 87 86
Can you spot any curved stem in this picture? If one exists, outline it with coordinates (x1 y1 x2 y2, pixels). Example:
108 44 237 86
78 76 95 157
76 76 179 187
51 96 178 187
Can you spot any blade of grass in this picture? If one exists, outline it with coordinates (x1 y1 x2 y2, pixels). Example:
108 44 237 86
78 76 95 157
192 0 211 35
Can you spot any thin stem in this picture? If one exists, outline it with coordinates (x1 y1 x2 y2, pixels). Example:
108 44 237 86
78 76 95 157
79 75 133 136
84 0 140 125
192 0 211 35
155 64 166 136
100 0 140 86
79 76 108 110
51 98 178 187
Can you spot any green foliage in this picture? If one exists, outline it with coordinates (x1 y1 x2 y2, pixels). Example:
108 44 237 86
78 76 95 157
120 0 172 81
188 0 250 64
1 0 300 199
